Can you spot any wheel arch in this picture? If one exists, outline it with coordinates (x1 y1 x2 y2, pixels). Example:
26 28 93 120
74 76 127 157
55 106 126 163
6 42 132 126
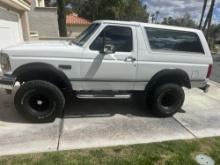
13 62 72 93
145 69 191 93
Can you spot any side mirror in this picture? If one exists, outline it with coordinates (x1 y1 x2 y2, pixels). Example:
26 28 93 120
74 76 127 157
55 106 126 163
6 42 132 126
102 44 115 54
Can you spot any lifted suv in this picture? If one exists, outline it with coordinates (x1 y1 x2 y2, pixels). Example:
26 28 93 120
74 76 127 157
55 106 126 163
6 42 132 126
0 20 213 122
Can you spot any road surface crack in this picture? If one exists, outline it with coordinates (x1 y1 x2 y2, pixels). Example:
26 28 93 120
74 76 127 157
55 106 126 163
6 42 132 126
173 116 197 138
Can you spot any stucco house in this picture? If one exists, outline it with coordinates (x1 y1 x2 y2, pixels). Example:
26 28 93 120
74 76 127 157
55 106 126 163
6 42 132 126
0 0 30 48
0 0 90 48
66 12 91 38
28 0 59 38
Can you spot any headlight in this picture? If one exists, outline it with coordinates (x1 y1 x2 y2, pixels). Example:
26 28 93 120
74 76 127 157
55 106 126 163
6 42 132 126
1 53 11 72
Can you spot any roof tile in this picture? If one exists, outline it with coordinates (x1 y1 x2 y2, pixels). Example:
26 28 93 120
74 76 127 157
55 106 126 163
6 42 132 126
66 13 91 25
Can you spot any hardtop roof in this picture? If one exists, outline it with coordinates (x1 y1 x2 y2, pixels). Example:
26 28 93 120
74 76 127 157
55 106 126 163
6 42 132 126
94 20 202 33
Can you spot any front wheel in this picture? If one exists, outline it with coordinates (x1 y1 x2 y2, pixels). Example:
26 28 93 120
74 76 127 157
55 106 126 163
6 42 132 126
149 83 185 117
14 80 65 123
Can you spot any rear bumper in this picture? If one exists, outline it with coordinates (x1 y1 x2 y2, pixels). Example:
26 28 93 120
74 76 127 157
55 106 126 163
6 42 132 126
191 80 210 93
0 75 16 90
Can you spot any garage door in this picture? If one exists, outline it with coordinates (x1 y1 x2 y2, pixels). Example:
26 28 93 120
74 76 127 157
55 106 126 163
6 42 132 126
0 7 23 49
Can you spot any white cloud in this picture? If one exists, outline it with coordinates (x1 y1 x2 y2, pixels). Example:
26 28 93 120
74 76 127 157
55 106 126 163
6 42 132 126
141 0 220 24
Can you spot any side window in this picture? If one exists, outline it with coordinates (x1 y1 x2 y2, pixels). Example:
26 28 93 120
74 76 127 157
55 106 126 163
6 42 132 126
90 26 133 52
90 30 104 51
145 27 204 54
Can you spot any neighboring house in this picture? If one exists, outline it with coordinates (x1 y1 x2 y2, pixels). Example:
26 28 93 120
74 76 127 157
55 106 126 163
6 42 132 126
66 12 91 38
0 0 30 48
28 0 59 38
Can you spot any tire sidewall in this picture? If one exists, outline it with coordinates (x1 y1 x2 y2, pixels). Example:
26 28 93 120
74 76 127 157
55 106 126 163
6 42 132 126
152 84 185 117
15 80 65 122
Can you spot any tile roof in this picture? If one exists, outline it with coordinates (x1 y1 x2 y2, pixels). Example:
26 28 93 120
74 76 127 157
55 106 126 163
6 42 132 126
66 13 91 25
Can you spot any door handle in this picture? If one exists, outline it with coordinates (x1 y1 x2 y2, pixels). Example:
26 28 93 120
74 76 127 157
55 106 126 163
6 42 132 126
124 56 136 62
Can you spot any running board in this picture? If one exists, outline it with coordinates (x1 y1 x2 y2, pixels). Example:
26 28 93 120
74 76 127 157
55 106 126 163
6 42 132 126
76 94 131 99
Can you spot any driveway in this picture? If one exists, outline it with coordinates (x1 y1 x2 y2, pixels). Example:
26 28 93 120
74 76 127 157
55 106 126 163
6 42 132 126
0 82 220 156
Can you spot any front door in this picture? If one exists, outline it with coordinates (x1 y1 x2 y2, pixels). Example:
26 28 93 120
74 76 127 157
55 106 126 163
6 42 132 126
80 25 137 90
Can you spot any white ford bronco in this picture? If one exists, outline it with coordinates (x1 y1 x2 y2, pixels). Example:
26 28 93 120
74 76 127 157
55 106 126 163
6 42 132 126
0 20 213 122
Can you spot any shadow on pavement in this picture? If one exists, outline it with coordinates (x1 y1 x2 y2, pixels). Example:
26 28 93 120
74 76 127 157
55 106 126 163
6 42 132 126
0 90 29 124
0 91 185 123
64 95 155 119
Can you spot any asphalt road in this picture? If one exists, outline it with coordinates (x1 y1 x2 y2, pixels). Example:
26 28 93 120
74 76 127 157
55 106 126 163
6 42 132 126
211 54 220 83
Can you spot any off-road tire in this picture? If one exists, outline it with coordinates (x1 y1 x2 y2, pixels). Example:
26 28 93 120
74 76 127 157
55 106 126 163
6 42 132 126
14 80 65 123
148 83 185 117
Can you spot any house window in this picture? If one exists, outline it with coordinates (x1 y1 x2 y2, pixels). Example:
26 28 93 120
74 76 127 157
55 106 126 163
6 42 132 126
36 0 45 7
45 0 57 7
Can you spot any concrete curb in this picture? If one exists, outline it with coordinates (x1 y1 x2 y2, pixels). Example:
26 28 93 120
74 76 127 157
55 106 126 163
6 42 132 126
209 80 220 87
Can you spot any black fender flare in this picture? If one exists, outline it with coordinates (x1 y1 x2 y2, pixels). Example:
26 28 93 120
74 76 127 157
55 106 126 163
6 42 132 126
13 62 72 92
145 69 191 93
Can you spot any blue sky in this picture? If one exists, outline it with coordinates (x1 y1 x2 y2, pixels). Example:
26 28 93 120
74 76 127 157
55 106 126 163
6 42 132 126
140 0 220 24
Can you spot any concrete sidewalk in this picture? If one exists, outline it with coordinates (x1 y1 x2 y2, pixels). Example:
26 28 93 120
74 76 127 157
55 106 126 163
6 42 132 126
0 81 220 156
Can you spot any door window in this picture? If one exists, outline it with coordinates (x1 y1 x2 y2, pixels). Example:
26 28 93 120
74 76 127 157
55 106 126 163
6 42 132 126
90 26 133 52
73 23 100 46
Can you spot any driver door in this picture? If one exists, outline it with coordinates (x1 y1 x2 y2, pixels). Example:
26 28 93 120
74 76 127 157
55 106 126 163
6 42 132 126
80 25 138 90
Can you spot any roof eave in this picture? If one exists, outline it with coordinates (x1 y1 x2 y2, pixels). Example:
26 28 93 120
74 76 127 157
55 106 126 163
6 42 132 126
67 23 91 26
0 0 30 11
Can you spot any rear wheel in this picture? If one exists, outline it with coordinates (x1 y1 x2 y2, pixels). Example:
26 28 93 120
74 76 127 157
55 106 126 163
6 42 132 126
148 83 185 117
14 80 65 123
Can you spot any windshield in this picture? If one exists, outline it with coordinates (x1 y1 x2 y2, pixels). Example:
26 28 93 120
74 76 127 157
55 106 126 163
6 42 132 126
71 23 101 46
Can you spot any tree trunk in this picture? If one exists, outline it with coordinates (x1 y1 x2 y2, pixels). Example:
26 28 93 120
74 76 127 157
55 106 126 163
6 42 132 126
202 0 214 31
199 0 207 29
206 0 216 37
57 0 67 37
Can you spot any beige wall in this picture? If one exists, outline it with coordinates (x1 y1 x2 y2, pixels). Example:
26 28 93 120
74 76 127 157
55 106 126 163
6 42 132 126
20 11 30 41
67 25 89 38
28 0 59 38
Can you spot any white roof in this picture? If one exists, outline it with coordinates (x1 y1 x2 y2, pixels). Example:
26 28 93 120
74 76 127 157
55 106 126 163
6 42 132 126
94 20 202 33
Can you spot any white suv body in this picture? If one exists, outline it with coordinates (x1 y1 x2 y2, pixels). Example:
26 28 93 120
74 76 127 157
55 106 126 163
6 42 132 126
0 20 213 122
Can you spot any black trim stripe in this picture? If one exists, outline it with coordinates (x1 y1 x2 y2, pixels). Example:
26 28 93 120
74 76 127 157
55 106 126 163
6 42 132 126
69 79 205 83
69 78 148 82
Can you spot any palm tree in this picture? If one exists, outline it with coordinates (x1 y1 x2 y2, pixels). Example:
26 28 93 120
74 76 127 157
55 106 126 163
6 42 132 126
199 0 208 29
206 0 216 35
202 0 216 35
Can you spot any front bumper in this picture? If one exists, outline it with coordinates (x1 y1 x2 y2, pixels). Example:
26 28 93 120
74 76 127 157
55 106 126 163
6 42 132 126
0 75 16 90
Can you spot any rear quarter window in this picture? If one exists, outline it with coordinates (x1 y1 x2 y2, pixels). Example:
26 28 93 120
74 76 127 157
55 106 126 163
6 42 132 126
145 27 204 54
